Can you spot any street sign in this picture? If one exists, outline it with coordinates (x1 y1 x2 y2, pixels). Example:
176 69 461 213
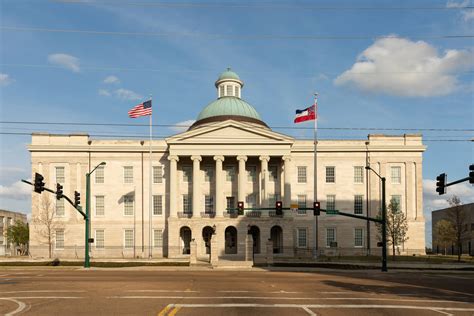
326 209 339 215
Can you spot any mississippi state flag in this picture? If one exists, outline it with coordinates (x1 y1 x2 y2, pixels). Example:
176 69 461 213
128 100 152 118
294 104 316 123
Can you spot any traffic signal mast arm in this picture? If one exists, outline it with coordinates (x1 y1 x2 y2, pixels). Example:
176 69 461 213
300 207 384 224
444 176 471 187
21 179 87 219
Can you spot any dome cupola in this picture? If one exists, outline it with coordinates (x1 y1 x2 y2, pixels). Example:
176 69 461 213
215 67 243 99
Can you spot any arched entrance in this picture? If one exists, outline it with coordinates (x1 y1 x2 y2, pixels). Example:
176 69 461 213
180 226 192 255
249 225 260 254
202 226 214 255
225 226 238 254
270 225 283 254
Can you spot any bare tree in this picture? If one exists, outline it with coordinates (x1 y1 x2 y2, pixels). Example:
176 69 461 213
377 198 409 259
32 195 63 258
446 195 468 261
434 219 455 255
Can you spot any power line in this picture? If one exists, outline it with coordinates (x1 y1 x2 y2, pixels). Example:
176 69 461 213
1 26 472 40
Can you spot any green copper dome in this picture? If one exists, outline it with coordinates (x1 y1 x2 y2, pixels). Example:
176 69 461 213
217 68 241 81
196 97 262 121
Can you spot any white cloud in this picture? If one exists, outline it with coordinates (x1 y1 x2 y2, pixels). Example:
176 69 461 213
103 75 120 84
0 73 13 86
48 53 80 73
98 89 111 97
170 119 196 132
0 180 31 201
334 37 474 97
114 88 143 101
446 0 469 8
462 10 474 21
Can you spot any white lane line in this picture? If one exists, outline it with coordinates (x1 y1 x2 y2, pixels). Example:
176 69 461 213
3 296 83 299
0 298 27 316
302 306 317 316
430 309 453 316
0 290 86 294
108 296 469 303
270 291 301 294
218 291 255 293
320 292 352 294
0 274 10 277
126 290 199 293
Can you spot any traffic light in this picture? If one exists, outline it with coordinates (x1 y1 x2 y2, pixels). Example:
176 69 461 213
469 164 474 184
237 201 244 215
313 201 321 216
74 191 81 207
275 201 283 216
33 173 45 193
436 173 447 195
56 183 63 200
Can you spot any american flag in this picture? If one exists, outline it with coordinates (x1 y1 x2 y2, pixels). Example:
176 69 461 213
128 100 152 118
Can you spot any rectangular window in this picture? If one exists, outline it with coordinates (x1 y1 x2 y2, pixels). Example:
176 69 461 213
182 166 192 182
153 229 163 248
204 166 213 182
354 195 363 215
226 196 235 210
246 194 256 209
390 195 402 212
326 195 336 211
326 166 335 183
225 166 235 182
205 195 214 213
95 229 105 249
123 166 133 184
153 195 163 215
247 166 257 182
95 166 104 184
326 228 336 247
124 229 134 249
297 166 307 183
219 85 225 98
95 195 105 216
354 228 364 247
183 194 191 214
391 166 401 184
55 199 65 217
297 228 307 248
55 229 64 249
234 86 240 98
268 193 280 208
153 166 163 184
354 166 364 184
268 165 278 182
297 195 306 215
123 195 134 216
226 85 233 96
55 166 65 184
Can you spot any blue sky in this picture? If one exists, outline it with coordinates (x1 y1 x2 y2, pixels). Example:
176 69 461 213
1 0 473 246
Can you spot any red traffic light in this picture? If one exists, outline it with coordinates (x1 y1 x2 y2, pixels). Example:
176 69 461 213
313 201 321 216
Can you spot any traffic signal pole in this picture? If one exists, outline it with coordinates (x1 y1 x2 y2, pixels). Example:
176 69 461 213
85 172 91 268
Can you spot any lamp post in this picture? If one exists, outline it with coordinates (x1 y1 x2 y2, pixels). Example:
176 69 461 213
365 165 387 272
85 161 106 268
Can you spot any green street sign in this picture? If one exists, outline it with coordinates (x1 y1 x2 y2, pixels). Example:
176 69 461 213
326 209 339 215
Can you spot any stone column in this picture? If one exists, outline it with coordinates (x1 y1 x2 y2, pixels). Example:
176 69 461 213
237 155 248 203
266 239 274 266
214 155 225 216
259 156 270 207
210 232 219 267
191 155 202 217
168 155 179 217
190 239 197 265
245 233 254 262
282 156 292 207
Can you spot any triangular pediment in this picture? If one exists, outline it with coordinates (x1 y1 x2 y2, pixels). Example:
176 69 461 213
166 120 294 145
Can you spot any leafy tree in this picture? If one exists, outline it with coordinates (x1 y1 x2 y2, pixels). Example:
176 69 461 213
6 220 29 256
376 198 409 258
32 195 63 258
446 195 468 261
434 219 455 255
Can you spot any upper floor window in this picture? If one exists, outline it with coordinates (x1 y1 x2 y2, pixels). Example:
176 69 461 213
297 166 307 183
182 166 192 182
123 166 133 184
390 195 402 212
326 166 335 183
247 166 257 182
183 194 191 214
124 229 134 249
95 166 104 184
391 166 401 184
226 196 236 210
326 228 336 247
354 228 364 247
297 228 307 248
95 195 105 216
246 193 256 209
153 166 163 184
55 166 65 184
268 193 280 208
123 195 134 216
326 195 336 211
56 199 65 217
204 166 214 182
354 195 363 215
95 229 105 249
55 229 64 249
297 195 306 215
225 166 235 182
153 195 163 215
269 165 278 182
205 195 214 213
354 166 364 184
153 229 163 248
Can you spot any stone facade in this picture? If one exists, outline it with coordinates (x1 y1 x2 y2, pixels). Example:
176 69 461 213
0 209 28 256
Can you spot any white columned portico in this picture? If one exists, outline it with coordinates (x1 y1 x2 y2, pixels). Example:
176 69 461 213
282 155 292 207
214 155 225 216
237 155 247 203
259 155 270 207
168 155 179 217
191 155 202 217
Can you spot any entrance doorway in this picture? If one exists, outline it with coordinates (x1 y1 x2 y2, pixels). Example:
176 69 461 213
225 226 238 254
202 226 214 255
180 226 192 255
249 225 260 254
270 225 283 254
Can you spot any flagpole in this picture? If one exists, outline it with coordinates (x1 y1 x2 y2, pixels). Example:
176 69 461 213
313 93 318 259
149 95 153 258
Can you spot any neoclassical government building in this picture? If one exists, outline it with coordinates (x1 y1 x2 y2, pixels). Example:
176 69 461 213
29 69 426 261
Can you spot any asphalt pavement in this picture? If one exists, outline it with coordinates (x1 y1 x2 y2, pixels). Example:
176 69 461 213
0 267 473 315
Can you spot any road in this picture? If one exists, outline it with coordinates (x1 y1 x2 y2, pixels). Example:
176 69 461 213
0 267 473 315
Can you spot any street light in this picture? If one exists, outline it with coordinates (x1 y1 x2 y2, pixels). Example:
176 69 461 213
365 165 388 272
85 161 106 268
